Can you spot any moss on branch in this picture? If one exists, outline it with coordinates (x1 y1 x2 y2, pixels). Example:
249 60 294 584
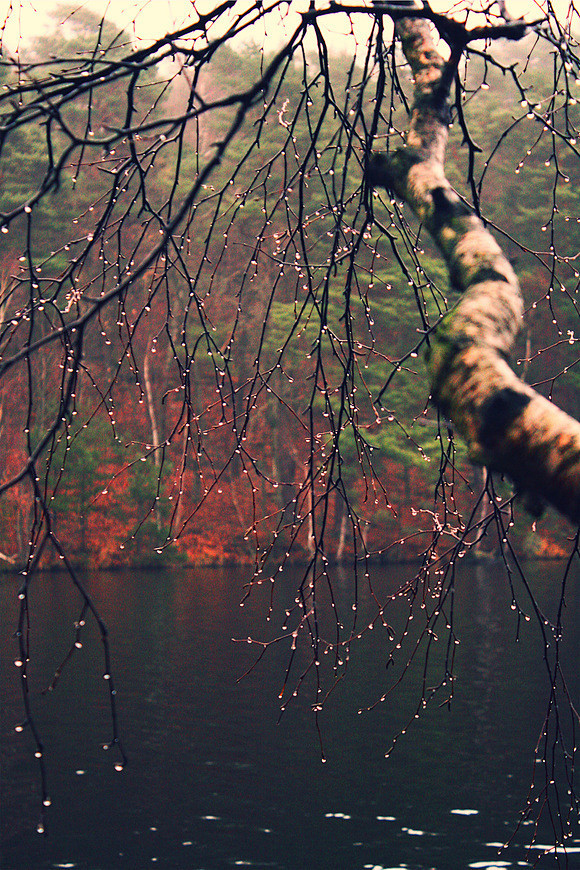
368 17 580 525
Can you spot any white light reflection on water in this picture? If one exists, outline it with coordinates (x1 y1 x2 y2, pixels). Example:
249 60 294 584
468 862 512 868
363 866 409 870
527 845 580 852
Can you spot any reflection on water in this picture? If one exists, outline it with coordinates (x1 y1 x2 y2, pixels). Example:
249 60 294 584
0 561 578 869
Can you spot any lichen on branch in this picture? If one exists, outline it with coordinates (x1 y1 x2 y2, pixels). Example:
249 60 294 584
368 17 580 525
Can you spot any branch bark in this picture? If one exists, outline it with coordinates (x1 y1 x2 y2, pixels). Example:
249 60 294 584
369 18 580 525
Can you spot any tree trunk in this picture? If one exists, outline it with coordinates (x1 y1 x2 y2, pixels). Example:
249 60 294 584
143 347 161 469
335 496 348 563
369 17 580 526
143 347 162 530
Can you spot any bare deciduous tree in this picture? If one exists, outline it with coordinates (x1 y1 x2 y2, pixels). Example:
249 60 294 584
1 0 578 854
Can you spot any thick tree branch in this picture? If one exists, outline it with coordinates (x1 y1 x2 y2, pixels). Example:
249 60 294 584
302 4 534 47
369 18 580 525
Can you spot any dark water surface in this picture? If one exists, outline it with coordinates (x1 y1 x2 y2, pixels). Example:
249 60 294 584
1 561 579 870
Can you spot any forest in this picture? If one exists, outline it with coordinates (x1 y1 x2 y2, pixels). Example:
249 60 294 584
1 3 579 570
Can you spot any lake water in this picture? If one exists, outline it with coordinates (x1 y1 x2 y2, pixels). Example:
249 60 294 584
1 561 579 869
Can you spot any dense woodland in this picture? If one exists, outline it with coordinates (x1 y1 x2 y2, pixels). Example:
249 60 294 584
1 5 579 569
